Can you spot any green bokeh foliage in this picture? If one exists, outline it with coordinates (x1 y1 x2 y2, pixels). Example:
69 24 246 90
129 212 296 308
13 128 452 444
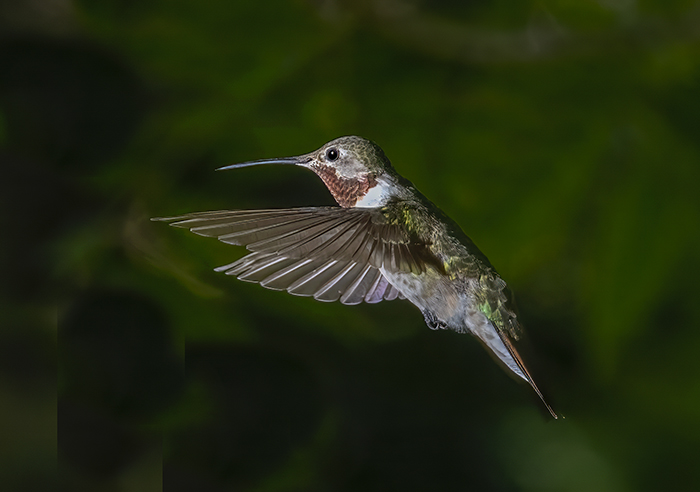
2 0 699 490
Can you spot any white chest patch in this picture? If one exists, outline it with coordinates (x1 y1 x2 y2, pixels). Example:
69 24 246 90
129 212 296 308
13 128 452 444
354 178 395 208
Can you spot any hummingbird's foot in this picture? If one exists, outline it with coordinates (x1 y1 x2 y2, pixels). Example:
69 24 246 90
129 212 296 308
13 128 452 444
423 310 447 330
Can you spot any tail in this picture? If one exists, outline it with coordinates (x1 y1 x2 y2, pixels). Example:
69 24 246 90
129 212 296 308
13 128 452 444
496 332 559 419
473 274 559 419
471 317 558 419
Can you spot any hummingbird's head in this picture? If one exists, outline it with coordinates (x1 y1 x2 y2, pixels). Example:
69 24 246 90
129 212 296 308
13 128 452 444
218 135 395 208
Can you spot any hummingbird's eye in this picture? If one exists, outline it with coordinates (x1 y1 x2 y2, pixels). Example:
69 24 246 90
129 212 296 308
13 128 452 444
326 148 339 161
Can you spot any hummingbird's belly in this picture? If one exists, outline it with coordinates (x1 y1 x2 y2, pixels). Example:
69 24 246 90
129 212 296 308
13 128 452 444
380 268 472 331
382 268 528 382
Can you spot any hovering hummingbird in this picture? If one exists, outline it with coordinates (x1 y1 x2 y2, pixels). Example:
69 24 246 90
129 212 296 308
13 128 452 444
153 136 557 418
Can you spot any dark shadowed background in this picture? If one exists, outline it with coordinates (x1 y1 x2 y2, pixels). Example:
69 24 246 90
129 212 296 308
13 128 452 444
2 1 700 491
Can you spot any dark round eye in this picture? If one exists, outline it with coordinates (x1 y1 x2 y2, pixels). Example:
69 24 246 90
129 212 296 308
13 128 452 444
326 148 339 161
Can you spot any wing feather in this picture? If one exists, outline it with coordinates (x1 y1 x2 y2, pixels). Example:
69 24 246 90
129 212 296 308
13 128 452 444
365 274 389 304
340 265 379 305
314 262 366 302
263 258 326 291
384 283 400 301
154 207 440 305
287 260 346 297
237 256 297 283
259 258 317 290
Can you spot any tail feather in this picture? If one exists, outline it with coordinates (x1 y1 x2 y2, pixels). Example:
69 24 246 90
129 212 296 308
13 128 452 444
471 316 558 419
497 332 558 419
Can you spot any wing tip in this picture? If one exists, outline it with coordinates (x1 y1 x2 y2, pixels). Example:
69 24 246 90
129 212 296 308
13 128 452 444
150 216 192 228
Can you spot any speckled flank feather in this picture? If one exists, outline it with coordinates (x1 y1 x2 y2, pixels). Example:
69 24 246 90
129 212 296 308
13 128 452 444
477 272 520 340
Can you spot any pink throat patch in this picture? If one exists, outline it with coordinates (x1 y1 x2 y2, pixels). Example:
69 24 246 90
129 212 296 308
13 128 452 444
311 164 377 208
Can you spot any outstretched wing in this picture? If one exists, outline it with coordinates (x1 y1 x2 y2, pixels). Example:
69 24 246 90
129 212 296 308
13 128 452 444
153 207 437 305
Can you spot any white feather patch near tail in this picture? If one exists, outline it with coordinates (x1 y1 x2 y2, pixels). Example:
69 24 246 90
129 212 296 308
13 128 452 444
471 319 528 381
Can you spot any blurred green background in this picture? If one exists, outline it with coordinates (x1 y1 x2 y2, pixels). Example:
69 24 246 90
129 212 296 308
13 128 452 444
2 0 700 490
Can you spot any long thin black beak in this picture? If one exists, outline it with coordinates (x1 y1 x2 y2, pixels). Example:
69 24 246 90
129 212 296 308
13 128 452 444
216 156 308 171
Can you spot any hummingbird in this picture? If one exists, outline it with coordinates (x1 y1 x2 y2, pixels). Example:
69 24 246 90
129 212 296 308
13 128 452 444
153 136 557 418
